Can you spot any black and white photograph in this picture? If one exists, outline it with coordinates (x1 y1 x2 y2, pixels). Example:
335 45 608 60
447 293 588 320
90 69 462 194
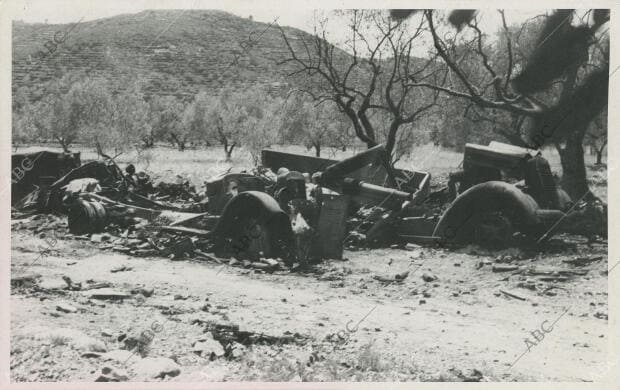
4 0 617 384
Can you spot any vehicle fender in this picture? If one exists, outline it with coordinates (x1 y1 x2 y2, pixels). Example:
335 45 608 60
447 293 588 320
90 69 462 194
433 181 540 239
213 191 294 244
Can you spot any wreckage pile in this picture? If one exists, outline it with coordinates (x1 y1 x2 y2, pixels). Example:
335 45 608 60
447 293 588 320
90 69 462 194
12 142 607 271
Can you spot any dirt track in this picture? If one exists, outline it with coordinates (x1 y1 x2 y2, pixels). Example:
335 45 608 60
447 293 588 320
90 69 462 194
10 222 609 382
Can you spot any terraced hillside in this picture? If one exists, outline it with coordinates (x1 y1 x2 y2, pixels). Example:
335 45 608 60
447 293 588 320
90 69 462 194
12 10 345 101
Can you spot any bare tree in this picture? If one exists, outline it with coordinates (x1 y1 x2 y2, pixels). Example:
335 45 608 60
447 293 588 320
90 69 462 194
278 10 442 164
403 9 609 199
585 110 607 165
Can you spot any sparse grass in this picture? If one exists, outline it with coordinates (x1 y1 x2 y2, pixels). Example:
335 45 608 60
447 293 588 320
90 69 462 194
234 340 422 381
49 335 70 346
356 341 384 372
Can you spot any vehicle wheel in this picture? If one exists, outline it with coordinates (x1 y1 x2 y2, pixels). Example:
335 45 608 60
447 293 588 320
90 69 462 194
469 210 515 248
233 217 272 260
433 181 540 248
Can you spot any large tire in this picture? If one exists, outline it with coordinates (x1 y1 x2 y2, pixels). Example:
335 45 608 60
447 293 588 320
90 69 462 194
213 191 296 261
433 181 541 248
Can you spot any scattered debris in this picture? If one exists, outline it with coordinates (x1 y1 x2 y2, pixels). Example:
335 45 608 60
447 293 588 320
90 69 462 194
562 256 604 266
110 265 133 273
492 265 520 273
421 272 437 282
193 334 226 359
95 366 129 382
56 303 78 313
132 357 181 380
85 288 131 300
498 289 526 301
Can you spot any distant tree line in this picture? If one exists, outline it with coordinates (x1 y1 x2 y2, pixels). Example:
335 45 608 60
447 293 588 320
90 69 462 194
12 71 359 161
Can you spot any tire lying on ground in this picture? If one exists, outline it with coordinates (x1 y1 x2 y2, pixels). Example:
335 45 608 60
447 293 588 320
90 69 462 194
68 199 108 235
212 191 297 262
432 181 542 248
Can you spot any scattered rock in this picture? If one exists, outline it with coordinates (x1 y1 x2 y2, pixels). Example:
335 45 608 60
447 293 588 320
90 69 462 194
95 366 129 382
62 275 82 291
405 243 421 250
260 258 280 267
450 367 484 382
56 303 78 313
251 262 270 270
91 233 111 243
492 265 519 272
395 271 409 281
38 277 69 290
516 281 537 291
230 342 247 358
193 334 225 359
140 288 154 297
422 272 437 282
101 350 136 364
81 352 102 358
594 312 608 320
110 265 133 273
132 357 181 379
11 273 41 286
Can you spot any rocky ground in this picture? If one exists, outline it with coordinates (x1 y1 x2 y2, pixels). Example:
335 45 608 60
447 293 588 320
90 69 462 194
10 214 610 382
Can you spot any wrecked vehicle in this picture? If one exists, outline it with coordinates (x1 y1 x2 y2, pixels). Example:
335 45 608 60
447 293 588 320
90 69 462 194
10 141 606 268
431 142 606 247
11 151 81 206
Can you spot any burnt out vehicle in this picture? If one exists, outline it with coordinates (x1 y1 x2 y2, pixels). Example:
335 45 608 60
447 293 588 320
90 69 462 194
210 141 605 261
12 142 605 265
208 145 430 262
11 151 81 206
421 142 604 248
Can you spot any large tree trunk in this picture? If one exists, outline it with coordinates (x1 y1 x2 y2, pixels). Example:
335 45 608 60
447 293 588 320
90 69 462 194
56 137 70 153
314 143 321 157
595 140 607 165
385 120 401 164
554 64 590 200
169 133 185 151
224 142 236 162
557 127 589 200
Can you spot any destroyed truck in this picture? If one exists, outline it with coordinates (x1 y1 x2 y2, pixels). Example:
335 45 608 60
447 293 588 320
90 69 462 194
11 142 606 266
193 141 605 262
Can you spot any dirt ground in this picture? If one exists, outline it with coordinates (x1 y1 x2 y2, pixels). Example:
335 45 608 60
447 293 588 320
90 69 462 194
10 221 609 382
10 144 609 382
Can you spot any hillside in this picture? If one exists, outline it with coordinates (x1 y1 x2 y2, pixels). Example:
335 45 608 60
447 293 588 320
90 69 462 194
12 10 337 101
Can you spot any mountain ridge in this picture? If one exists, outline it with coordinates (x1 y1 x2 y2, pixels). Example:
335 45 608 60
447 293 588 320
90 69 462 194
12 10 325 100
